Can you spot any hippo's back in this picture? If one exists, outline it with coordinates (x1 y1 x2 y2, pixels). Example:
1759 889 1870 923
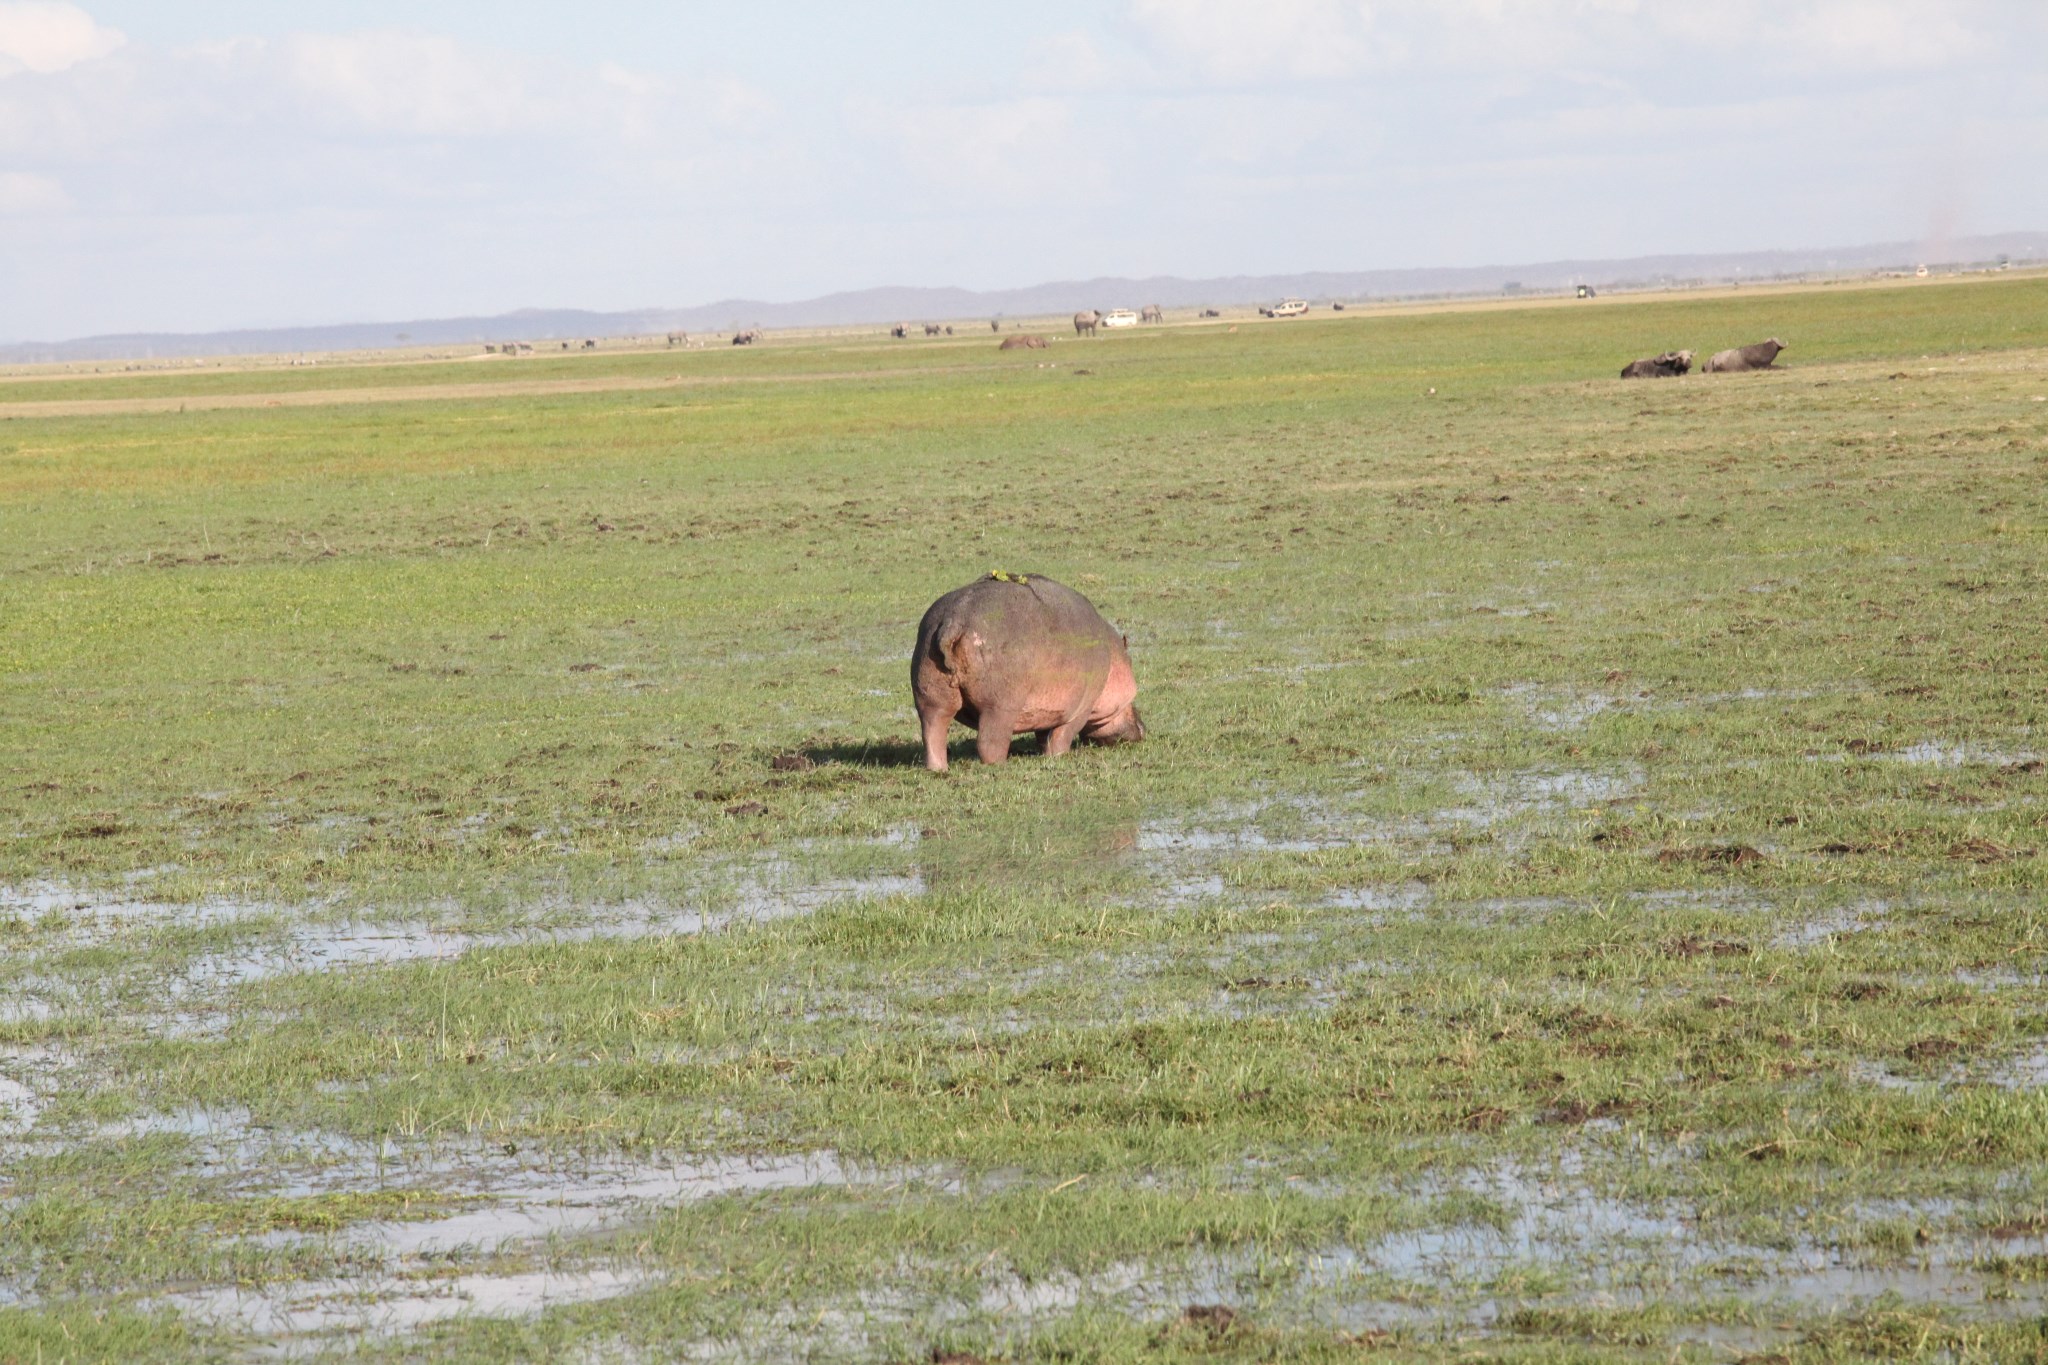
917 573 1118 660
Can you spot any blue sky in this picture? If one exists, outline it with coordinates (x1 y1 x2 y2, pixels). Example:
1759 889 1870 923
2 1 2043 340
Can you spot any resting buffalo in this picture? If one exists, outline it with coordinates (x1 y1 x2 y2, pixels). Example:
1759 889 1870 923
1703 338 1785 373
1620 349 1694 379
998 334 1050 350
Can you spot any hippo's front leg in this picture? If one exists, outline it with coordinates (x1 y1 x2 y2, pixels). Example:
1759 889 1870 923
1041 715 1086 758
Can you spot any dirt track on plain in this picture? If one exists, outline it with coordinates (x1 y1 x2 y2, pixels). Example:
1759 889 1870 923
0 364 1013 420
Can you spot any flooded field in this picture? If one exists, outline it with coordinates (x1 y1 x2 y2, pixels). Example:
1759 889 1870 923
5 279 2048 1360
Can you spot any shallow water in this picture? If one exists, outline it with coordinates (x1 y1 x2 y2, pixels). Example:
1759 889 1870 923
1773 899 1888 949
160 1267 648 1347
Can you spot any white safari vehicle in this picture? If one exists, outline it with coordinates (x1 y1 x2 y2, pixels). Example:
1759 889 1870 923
1101 309 1140 328
1260 299 1309 318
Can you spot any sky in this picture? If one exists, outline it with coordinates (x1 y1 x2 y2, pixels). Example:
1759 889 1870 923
2 0 2044 341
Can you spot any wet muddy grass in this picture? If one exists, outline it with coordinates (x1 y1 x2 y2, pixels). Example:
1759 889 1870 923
5 276 2048 1360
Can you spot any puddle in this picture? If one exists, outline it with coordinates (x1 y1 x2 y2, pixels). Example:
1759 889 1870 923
161 1267 648 1344
0 1043 78 1137
1437 768 1643 832
1138 798 1343 854
1773 900 1888 948
1322 883 1432 913
1852 1045 2045 1093
1985 1046 2048 1090
1500 684 1626 732
183 924 479 989
1885 742 2039 768
329 1151 877 1258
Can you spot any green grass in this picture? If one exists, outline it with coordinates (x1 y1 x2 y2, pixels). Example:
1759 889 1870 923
3 275 2048 1361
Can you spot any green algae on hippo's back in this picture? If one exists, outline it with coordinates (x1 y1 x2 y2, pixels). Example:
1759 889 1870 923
913 573 1144 773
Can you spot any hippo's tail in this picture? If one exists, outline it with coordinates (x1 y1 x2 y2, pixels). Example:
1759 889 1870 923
926 627 981 676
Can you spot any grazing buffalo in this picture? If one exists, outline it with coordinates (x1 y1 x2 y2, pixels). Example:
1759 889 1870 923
1140 304 1163 323
924 323 943 337
1703 338 1786 373
1199 308 1220 318
890 324 909 338
582 338 598 349
998 334 1050 350
732 330 759 346
1074 310 1101 337
912 572 1143 772
1620 349 1695 379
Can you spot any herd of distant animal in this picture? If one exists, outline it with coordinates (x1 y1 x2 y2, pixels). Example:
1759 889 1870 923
481 313 1791 384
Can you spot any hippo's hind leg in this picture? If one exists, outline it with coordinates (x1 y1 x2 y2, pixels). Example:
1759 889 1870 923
975 708 1018 765
920 706 956 772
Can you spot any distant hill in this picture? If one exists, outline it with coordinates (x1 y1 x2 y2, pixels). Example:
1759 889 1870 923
6 232 2043 364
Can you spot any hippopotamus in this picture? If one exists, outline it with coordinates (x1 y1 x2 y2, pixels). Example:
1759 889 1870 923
912 572 1144 772
1703 338 1785 373
1620 349 1694 378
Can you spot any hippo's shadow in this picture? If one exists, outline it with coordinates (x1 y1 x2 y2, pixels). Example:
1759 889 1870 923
803 735 1054 769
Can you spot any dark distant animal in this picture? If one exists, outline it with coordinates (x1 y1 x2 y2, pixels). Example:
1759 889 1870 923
891 324 909 338
483 344 498 353
990 320 1001 332
945 325 954 335
912 572 1143 772
732 330 759 346
1199 309 1220 318
666 331 687 347
1140 304 1163 323
924 323 943 337
1703 338 1785 373
998 334 1050 350
1073 310 1100 336
1331 302 1345 311
582 338 598 349
1620 349 1694 379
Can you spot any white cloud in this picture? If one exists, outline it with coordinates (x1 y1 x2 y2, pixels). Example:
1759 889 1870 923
1020 30 1127 93
281 30 536 137
0 169 68 212
0 1 121 76
1773 0 1983 72
876 95 1105 203
1128 0 1384 82
1127 0 1998 81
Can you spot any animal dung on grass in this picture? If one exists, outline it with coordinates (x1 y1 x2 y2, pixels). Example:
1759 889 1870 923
1620 349 1694 378
912 573 1144 773
1703 338 1786 372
